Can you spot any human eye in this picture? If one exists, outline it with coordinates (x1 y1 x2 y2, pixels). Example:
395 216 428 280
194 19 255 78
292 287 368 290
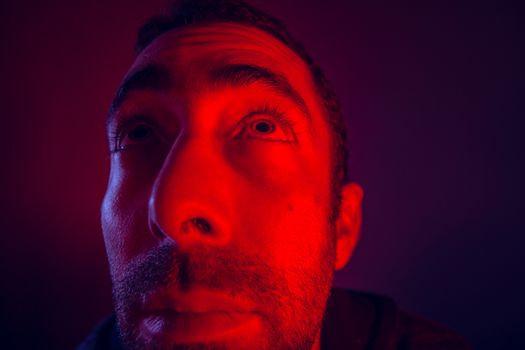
109 115 163 153
239 105 297 143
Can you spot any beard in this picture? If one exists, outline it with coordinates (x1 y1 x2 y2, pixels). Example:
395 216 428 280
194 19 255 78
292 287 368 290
111 239 334 350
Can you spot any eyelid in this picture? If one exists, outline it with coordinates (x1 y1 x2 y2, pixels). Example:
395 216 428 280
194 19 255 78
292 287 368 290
238 104 298 143
109 114 162 153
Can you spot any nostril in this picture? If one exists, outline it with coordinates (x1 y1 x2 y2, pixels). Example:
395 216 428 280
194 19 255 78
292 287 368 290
192 217 212 233
182 217 212 234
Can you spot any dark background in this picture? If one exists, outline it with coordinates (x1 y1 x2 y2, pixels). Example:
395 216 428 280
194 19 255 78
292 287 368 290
0 1 523 349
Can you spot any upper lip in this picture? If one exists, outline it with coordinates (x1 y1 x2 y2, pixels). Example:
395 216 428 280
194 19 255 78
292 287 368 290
141 287 256 314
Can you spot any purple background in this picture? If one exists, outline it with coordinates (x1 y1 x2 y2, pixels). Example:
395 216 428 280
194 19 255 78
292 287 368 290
1 1 523 349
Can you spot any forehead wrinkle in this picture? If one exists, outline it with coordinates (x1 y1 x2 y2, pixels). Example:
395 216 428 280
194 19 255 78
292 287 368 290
143 23 304 70
110 23 320 128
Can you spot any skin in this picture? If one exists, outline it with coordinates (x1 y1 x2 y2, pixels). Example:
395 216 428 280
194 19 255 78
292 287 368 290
102 22 363 350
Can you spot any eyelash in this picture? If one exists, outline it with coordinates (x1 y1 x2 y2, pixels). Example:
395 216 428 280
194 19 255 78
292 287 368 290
243 104 298 143
108 104 297 153
109 114 155 154
244 104 296 130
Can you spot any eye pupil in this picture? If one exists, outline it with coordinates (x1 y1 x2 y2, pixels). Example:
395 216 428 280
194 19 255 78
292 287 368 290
128 126 150 140
254 121 274 133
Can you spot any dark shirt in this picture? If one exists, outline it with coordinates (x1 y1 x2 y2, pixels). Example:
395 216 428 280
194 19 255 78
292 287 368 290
77 288 472 349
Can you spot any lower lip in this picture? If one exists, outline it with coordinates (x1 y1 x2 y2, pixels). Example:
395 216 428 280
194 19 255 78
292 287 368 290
140 310 261 343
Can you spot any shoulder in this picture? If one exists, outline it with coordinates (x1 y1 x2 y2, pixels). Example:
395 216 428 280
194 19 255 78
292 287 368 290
323 288 472 350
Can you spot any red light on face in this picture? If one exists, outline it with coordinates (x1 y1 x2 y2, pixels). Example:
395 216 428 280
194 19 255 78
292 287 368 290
102 23 362 350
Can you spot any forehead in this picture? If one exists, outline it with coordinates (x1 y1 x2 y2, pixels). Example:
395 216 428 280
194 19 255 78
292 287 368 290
127 23 318 101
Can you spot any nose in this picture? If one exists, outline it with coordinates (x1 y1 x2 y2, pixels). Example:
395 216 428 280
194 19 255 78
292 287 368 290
148 136 232 248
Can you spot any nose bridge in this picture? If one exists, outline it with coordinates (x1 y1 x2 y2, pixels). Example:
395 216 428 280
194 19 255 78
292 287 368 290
149 134 231 247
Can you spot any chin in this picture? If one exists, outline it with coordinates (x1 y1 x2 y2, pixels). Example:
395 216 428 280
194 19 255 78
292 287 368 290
119 314 271 350
120 315 319 350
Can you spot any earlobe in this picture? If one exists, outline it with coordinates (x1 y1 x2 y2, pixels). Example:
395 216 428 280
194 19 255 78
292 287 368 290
334 183 363 270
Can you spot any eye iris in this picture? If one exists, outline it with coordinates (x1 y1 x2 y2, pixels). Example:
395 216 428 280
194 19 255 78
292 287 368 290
253 121 274 133
128 126 150 140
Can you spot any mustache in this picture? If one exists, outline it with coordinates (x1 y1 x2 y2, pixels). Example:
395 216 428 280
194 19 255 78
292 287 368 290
113 242 286 305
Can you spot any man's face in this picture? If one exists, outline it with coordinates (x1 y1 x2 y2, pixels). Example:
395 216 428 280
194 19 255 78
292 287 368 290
102 23 337 350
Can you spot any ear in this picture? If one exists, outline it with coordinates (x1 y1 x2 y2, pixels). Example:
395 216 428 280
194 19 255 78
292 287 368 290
334 183 363 270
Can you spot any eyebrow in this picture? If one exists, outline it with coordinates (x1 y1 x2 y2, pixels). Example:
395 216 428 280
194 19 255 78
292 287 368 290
107 62 312 126
107 64 173 124
208 64 311 120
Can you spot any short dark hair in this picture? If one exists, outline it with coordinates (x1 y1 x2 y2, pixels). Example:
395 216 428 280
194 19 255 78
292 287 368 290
135 0 348 221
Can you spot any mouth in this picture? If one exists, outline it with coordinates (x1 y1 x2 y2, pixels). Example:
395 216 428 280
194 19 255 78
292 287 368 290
139 288 261 343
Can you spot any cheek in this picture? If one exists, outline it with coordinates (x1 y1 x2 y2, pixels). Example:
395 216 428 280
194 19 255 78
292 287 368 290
225 140 316 192
225 140 332 267
271 202 331 269
101 161 156 277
